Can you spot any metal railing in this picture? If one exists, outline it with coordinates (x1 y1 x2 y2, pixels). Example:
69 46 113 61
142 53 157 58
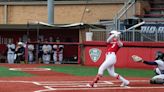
89 28 164 42
113 0 136 30
121 30 164 42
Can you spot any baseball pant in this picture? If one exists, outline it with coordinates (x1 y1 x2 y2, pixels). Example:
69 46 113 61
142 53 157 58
7 53 15 64
98 52 127 83
42 54 51 64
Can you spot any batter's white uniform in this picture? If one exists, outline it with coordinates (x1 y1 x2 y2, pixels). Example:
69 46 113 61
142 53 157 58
98 39 129 85
42 44 52 64
88 33 129 87
28 44 34 64
7 44 15 64
87 31 129 87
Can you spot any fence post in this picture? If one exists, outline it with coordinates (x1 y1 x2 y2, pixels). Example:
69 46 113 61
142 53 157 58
132 30 135 41
155 30 158 42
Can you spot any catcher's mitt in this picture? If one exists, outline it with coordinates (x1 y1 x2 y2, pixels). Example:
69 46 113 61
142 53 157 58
131 55 143 62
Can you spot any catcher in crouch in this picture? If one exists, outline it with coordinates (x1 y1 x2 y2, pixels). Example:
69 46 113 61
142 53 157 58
132 51 164 84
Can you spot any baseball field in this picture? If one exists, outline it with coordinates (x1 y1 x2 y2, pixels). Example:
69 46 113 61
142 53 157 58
0 64 163 92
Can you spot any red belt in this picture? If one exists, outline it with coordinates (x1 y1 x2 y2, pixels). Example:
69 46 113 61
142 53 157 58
106 52 115 55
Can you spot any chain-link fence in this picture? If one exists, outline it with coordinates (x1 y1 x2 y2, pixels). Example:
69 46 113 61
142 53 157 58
121 30 164 42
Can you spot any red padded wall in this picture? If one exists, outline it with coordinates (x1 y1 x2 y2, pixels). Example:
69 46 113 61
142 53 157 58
83 41 164 69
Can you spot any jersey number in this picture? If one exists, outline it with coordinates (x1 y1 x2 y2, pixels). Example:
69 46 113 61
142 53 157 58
111 43 116 48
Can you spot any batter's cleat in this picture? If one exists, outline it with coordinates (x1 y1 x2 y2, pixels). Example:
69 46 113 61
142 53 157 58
86 83 97 88
120 80 130 87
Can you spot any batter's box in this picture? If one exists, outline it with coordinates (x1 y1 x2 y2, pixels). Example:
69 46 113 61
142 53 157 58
33 81 114 86
33 81 117 89
48 84 122 88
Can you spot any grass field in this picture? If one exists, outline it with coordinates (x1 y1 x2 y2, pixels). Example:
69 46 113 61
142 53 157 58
0 66 33 77
0 65 155 78
40 65 155 77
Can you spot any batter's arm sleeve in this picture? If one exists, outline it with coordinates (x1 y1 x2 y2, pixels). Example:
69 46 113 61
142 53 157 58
117 38 123 47
143 61 158 65
106 34 115 43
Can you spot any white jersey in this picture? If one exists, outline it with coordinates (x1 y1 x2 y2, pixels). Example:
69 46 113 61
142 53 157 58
59 45 64 54
155 60 164 70
53 45 57 52
28 44 34 51
7 44 15 53
53 45 57 49
42 44 52 54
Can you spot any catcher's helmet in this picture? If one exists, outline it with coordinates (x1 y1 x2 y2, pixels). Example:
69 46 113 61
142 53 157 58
155 51 164 60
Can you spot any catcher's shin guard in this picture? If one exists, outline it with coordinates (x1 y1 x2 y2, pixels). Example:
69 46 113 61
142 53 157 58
150 78 164 84
150 75 164 84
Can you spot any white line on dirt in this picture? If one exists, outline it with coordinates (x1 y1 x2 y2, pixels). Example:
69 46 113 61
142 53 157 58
33 82 112 86
9 68 51 71
0 80 163 92
48 86 164 91
104 81 114 84
0 80 33 83
34 86 56 92
0 80 149 84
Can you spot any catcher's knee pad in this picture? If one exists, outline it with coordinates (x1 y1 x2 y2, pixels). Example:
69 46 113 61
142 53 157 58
150 78 164 84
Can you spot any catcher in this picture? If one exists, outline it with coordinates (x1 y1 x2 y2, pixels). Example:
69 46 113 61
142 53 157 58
132 51 164 84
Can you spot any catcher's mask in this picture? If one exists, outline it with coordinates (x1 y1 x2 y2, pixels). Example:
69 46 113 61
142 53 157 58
155 51 164 60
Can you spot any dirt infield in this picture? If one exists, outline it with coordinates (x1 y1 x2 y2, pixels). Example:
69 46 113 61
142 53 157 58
0 64 164 92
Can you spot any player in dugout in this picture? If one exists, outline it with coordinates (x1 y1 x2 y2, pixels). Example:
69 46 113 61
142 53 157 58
132 51 164 84
15 42 25 63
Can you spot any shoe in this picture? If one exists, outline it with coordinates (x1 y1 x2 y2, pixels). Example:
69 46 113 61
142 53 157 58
120 80 130 87
86 83 97 87
86 83 93 87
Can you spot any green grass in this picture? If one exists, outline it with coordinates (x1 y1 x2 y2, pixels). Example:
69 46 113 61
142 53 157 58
0 67 33 77
40 65 155 77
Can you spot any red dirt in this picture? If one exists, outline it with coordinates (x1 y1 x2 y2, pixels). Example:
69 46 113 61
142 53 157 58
0 64 163 92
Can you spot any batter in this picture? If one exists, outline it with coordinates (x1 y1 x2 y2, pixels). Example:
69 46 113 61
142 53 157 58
87 30 129 87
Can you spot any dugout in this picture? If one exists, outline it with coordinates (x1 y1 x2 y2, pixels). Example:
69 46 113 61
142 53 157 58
0 23 102 64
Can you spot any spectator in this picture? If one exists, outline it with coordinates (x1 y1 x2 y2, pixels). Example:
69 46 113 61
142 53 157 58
49 36 54 42
56 37 60 42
